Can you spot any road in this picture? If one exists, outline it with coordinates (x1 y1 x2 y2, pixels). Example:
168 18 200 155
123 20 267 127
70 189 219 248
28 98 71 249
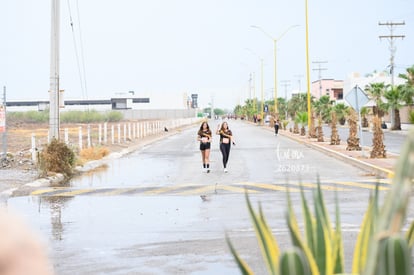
6 120 409 274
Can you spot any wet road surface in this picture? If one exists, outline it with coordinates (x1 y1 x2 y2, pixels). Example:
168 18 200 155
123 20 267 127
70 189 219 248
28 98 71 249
6 120 411 274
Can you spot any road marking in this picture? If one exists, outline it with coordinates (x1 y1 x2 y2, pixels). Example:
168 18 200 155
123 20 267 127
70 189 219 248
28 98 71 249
96 188 136 196
142 184 192 195
53 189 95 197
179 185 216 195
332 181 390 190
288 182 352 191
219 185 259 193
29 179 391 197
239 182 302 192
31 188 56 195
362 178 392 185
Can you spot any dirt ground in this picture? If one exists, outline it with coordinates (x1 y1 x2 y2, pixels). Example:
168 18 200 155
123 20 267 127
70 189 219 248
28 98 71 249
0 122 146 193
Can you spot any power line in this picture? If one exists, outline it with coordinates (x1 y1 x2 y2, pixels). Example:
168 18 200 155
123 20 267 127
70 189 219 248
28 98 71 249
312 61 328 98
378 21 405 87
378 20 405 130
280 80 290 119
75 0 88 99
67 0 88 100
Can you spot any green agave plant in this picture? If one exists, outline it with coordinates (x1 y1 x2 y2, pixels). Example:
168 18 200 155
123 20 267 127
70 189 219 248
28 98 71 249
227 130 414 275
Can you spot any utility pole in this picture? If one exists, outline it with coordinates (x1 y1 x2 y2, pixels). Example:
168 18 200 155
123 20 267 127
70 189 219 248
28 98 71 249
260 58 264 125
252 72 257 113
312 61 328 99
294 74 304 92
1 87 6 160
248 73 252 100
49 0 60 140
210 95 214 119
379 21 405 129
281 80 290 119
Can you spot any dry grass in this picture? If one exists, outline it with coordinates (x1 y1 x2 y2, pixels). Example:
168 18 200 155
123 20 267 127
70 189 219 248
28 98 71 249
79 147 110 161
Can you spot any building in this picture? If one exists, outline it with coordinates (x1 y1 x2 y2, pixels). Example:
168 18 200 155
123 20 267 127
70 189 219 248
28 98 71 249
311 79 344 101
342 72 406 100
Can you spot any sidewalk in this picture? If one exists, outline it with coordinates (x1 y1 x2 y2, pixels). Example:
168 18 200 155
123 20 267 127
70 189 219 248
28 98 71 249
272 126 409 179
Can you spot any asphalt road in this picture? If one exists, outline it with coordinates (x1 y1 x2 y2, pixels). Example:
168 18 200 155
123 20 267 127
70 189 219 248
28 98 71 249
6 120 411 274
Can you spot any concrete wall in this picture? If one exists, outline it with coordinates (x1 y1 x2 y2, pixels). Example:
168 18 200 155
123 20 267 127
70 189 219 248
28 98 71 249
120 109 197 120
382 105 413 124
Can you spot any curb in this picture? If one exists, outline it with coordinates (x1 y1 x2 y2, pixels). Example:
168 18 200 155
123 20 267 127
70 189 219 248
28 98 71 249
300 139 395 178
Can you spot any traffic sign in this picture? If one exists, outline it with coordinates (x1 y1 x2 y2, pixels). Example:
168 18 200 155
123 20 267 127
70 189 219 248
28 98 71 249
345 85 369 112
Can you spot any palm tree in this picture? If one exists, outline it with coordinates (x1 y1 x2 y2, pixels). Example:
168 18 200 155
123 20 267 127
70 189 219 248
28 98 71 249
294 111 308 136
243 99 255 121
399 65 414 107
399 65 414 87
360 106 370 128
277 97 288 120
409 110 414 124
313 95 333 123
287 93 308 118
365 82 389 117
384 85 404 130
333 103 349 125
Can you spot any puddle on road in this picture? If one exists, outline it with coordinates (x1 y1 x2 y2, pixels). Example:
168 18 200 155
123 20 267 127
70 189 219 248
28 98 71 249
8 195 214 243
70 152 179 188
5 194 251 274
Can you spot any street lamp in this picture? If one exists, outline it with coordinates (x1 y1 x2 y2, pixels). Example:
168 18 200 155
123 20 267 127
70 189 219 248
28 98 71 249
251 24 299 118
305 0 312 130
260 58 264 125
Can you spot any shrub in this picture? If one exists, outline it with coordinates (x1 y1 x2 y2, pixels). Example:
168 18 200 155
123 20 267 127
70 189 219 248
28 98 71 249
8 110 123 124
7 111 49 124
105 111 123 122
409 110 414 124
39 139 76 178
61 110 103 123
228 129 414 274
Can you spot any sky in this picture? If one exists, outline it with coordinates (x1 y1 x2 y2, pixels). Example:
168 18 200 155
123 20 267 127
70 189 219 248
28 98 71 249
1 0 413 110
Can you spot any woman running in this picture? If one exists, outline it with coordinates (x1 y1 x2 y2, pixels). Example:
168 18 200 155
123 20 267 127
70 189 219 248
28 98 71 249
197 121 212 173
216 121 235 173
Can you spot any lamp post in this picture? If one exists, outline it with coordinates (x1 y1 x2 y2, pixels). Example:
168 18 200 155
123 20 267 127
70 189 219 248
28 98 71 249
251 24 299 118
305 0 312 130
260 58 264 125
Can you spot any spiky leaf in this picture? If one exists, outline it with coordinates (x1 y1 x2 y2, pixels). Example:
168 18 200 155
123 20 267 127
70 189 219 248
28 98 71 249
300 184 316 256
245 192 279 274
226 235 254 275
376 235 412 275
279 248 312 275
332 192 344 274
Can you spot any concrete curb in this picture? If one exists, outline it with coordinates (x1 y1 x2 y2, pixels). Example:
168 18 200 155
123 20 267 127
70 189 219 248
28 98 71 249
299 138 394 178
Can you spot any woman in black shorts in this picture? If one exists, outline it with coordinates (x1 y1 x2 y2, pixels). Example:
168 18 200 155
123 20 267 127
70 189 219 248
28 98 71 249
197 121 212 173
216 121 235 173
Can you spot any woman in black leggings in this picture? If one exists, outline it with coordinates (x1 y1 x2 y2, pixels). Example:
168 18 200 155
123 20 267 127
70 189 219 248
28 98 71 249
197 121 212 173
216 121 235 173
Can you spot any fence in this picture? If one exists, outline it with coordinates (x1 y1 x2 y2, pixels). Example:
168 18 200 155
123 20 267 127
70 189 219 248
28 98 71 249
27 117 199 162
